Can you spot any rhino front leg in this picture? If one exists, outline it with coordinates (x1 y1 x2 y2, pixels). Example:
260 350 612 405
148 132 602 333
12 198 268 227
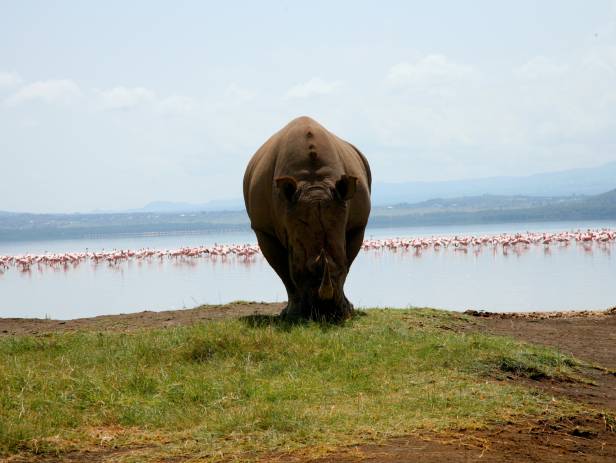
345 226 366 268
253 229 301 317
332 226 365 319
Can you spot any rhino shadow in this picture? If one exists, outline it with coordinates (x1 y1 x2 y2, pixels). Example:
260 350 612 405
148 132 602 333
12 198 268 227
239 310 367 331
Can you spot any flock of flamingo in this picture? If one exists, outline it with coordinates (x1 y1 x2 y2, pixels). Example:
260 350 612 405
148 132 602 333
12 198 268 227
361 229 616 251
0 229 614 274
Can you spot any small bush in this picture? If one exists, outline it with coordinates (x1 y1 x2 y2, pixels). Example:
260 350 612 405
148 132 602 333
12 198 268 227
497 355 549 380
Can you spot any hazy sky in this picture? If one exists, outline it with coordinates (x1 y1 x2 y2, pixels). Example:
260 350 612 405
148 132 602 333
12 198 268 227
2 1 616 213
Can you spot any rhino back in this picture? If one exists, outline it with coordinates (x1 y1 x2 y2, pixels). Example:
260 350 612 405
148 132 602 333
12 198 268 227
244 116 371 235
243 127 281 233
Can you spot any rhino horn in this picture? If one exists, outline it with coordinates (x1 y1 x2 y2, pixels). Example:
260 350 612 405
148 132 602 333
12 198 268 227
318 251 334 300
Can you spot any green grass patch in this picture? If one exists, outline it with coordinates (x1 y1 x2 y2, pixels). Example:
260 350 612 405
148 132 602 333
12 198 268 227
0 309 587 461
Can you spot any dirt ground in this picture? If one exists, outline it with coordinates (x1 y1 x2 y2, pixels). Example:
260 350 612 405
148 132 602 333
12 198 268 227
2 303 615 462
0 301 285 337
468 308 616 413
308 307 616 463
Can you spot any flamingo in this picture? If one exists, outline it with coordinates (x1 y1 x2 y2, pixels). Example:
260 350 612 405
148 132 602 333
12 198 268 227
0 228 613 274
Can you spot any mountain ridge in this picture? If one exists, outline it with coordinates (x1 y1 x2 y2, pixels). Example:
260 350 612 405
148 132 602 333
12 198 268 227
1 189 615 242
371 161 616 206
134 160 616 213
2 161 615 215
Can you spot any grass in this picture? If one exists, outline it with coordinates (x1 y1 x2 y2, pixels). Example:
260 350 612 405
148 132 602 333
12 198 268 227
0 309 589 461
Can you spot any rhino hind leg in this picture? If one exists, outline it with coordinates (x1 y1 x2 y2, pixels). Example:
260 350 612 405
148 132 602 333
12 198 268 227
253 229 301 317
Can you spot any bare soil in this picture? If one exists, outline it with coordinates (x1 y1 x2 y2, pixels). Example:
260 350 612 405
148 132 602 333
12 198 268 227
298 414 616 463
466 308 616 413
465 308 616 370
283 307 616 463
2 303 615 462
0 302 284 337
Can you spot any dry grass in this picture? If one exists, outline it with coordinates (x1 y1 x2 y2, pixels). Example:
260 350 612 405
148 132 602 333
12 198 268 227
0 309 590 461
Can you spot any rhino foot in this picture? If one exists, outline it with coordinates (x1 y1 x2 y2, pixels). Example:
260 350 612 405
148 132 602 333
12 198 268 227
280 299 303 321
281 297 354 322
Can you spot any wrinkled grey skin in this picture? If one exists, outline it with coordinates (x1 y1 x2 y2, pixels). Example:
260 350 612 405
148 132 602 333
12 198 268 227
243 116 371 320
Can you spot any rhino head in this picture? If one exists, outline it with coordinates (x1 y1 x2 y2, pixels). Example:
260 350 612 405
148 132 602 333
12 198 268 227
275 174 357 318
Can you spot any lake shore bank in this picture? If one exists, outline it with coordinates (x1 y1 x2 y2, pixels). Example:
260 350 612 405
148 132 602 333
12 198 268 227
1 303 615 462
1 301 615 336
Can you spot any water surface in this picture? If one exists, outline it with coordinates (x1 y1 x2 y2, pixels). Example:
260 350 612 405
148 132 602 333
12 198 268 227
1 221 615 319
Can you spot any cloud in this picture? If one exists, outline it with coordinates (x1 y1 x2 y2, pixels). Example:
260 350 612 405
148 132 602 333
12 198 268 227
97 86 156 110
6 79 81 105
582 46 616 77
156 95 196 116
225 83 255 103
285 77 343 99
514 56 568 80
0 71 22 87
386 54 476 88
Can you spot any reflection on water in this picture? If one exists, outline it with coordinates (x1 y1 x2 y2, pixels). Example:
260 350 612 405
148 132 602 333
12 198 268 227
352 238 614 311
1 221 615 319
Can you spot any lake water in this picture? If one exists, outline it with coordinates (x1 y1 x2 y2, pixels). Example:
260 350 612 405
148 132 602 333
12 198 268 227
1 220 615 319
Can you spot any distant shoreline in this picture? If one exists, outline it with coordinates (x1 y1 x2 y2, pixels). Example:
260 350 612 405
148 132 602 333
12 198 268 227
2 189 615 243
2 218 616 244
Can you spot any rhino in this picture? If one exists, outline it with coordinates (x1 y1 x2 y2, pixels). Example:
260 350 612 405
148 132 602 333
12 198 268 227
243 116 371 320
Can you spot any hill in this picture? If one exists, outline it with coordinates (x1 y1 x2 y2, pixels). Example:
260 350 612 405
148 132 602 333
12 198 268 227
1 306 608 462
1 190 614 242
371 161 616 206
74 161 616 214
368 189 616 228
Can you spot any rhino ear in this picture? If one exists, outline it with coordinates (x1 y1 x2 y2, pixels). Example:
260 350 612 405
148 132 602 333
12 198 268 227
335 175 357 201
275 176 298 202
